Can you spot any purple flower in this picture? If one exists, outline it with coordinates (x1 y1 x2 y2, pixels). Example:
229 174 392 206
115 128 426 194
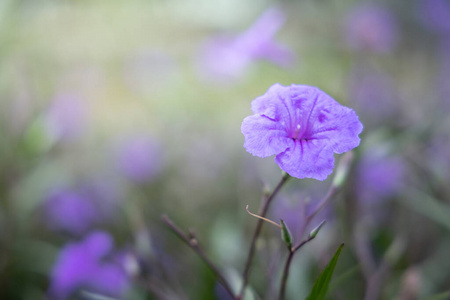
45 189 98 235
349 64 399 125
241 84 363 180
272 194 333 242
117 136 163 183
354 149 406 225
198 7 295 82
344 4 399 53
49 231 129 299
419 0 450 35
356 150 406 205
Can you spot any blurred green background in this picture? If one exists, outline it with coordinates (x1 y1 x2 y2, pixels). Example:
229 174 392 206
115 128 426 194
1 0 450 299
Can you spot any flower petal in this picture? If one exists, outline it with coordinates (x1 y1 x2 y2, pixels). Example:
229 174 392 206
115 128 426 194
85 231 113 259
292 87 363 154
275 139 335 180
251 83 292 119
241 114 293 158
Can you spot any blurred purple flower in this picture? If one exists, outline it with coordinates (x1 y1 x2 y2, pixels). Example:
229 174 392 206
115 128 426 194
272 195 332 242
45 93 87 140
349 65 399 125
198 7 295 82
49 231 129 299
344 4 399 53
356 151 406 205
117 136 163 183
273 196 307 241
241 84 363 180
45 189 98 235
419 0 450 35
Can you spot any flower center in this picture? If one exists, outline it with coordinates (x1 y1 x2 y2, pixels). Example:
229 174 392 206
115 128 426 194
293 124 302 140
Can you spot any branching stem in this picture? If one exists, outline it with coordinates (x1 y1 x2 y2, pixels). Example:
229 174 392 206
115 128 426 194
238 173 291 299
278 235 316 300
161 215 236 300
278 175 344 300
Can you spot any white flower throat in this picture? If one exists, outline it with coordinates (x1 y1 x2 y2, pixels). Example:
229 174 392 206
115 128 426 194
294 124 301 139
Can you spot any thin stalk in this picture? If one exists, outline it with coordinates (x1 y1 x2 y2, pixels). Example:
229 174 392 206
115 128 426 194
278 250 294 300
162 215 236 300
238 173 291 299
278 235 315 300
278 163 348 300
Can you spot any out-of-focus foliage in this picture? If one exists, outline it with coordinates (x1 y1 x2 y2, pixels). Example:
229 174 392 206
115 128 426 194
0 0 450 299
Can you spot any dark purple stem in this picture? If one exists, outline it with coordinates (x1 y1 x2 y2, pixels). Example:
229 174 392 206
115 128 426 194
161 215 236 300
238 173 291 299
278 235 316 300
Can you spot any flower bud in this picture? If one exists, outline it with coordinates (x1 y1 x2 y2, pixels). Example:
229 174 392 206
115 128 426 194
280 219 292 248
332 151 354 188
309 220 326 239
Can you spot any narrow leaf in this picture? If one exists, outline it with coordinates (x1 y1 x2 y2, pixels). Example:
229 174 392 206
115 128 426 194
305 243 344 300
